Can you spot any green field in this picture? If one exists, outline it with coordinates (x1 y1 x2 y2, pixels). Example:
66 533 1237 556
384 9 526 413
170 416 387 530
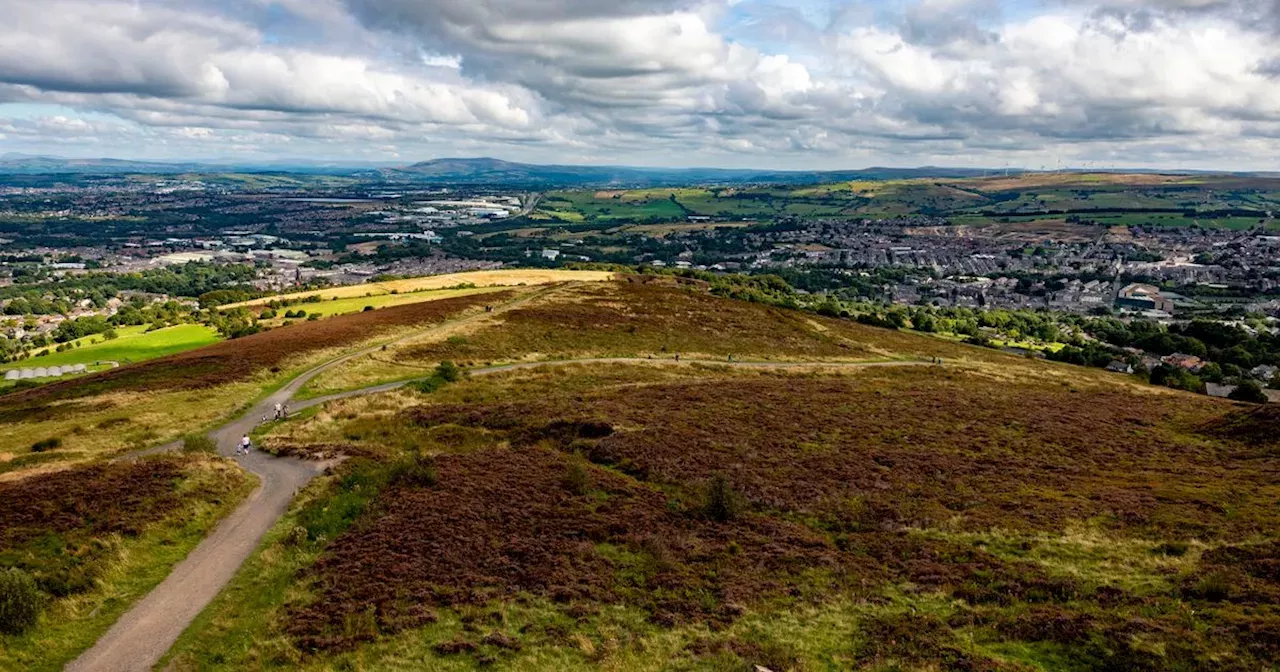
2 324 221 372
523 174 1280 229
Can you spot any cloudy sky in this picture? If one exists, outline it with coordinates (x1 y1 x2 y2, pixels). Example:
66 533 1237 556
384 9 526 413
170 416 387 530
0 0 1277 169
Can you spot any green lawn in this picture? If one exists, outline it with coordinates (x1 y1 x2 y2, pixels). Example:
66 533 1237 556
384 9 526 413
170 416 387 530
2 324 221 371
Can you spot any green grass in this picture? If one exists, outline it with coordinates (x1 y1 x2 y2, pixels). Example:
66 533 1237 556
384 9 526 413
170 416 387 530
1 324 221 372
0 458 255 672
537 192 689 222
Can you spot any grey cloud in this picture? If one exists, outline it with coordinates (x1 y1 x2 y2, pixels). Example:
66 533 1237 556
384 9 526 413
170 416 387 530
0 0 1278 169
900 0 1003 46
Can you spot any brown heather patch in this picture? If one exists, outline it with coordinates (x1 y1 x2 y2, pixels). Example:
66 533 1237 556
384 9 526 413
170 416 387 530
0 455 244 599
286 446 847 651
286 445 1089 653
276 365 1280 666
0 291 509 411
408 367 1272 541
1201 403 1280 458
0 457 187 547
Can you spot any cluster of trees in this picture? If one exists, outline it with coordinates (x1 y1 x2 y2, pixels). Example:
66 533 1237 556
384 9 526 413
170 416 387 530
1076 316 1278 371
1 263 261 316
206 307 262 340
0 297 201 363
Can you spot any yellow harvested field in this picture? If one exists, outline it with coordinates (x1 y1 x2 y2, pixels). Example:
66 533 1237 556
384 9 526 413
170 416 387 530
224 269 615 308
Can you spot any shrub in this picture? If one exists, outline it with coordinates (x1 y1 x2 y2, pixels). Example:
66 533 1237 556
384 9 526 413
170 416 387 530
307 313 320 321
1185 571 1232 602
1229 380 1269 404
410 377 445 394
0 568 44 635
103 329 119 340
283 525 310 547
259 309 277 319
363 305 375 312
563 453 591 495
392 453 438 488
702 474 741 522
182 433 218 454
435 360 462 383
29 437 61 453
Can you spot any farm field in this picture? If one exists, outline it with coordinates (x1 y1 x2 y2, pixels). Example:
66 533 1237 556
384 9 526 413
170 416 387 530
0 324 221 373
263 286 510 319
0 453 253 671
520 174 1280 229
164 336 1280 671
225 269 614 308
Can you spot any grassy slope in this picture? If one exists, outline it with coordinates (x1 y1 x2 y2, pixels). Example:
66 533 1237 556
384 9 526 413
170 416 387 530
0 289 520 467
162 282 1278 671
298 278 958 398
1 324 221 371
0 455 255 671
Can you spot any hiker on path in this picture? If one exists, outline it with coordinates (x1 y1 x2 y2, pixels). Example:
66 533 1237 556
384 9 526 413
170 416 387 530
239 435 251 456
273 402 283 420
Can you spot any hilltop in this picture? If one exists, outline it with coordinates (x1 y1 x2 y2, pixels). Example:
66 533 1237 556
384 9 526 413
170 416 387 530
0 273 1276 671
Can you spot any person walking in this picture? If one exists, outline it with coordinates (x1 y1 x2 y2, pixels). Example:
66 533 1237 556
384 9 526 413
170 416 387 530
239 434 251 456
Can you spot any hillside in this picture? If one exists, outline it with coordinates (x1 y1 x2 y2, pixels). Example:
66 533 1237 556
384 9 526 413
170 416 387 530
1 276 1276 671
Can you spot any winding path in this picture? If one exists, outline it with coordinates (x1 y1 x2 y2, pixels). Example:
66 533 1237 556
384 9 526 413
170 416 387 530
68 310 936 671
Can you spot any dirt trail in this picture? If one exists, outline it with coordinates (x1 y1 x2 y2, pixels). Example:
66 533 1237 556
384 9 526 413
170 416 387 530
69 290 936 671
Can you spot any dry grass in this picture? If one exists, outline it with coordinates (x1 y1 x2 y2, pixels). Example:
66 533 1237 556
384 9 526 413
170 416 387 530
225 270 614 308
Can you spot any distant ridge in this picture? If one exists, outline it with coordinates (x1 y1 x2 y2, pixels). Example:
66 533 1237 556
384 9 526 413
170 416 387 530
381 157 1004 186
1 154 1271 186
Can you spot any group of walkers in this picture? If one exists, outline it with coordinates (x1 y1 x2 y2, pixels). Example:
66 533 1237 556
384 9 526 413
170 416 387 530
238 402 291 457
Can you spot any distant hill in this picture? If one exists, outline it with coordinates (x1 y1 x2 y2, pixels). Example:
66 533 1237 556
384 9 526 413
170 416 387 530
380 157 1003 187
0 153 1005 184
3 154 1271 187
0 154 205 174
0 155 383 176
